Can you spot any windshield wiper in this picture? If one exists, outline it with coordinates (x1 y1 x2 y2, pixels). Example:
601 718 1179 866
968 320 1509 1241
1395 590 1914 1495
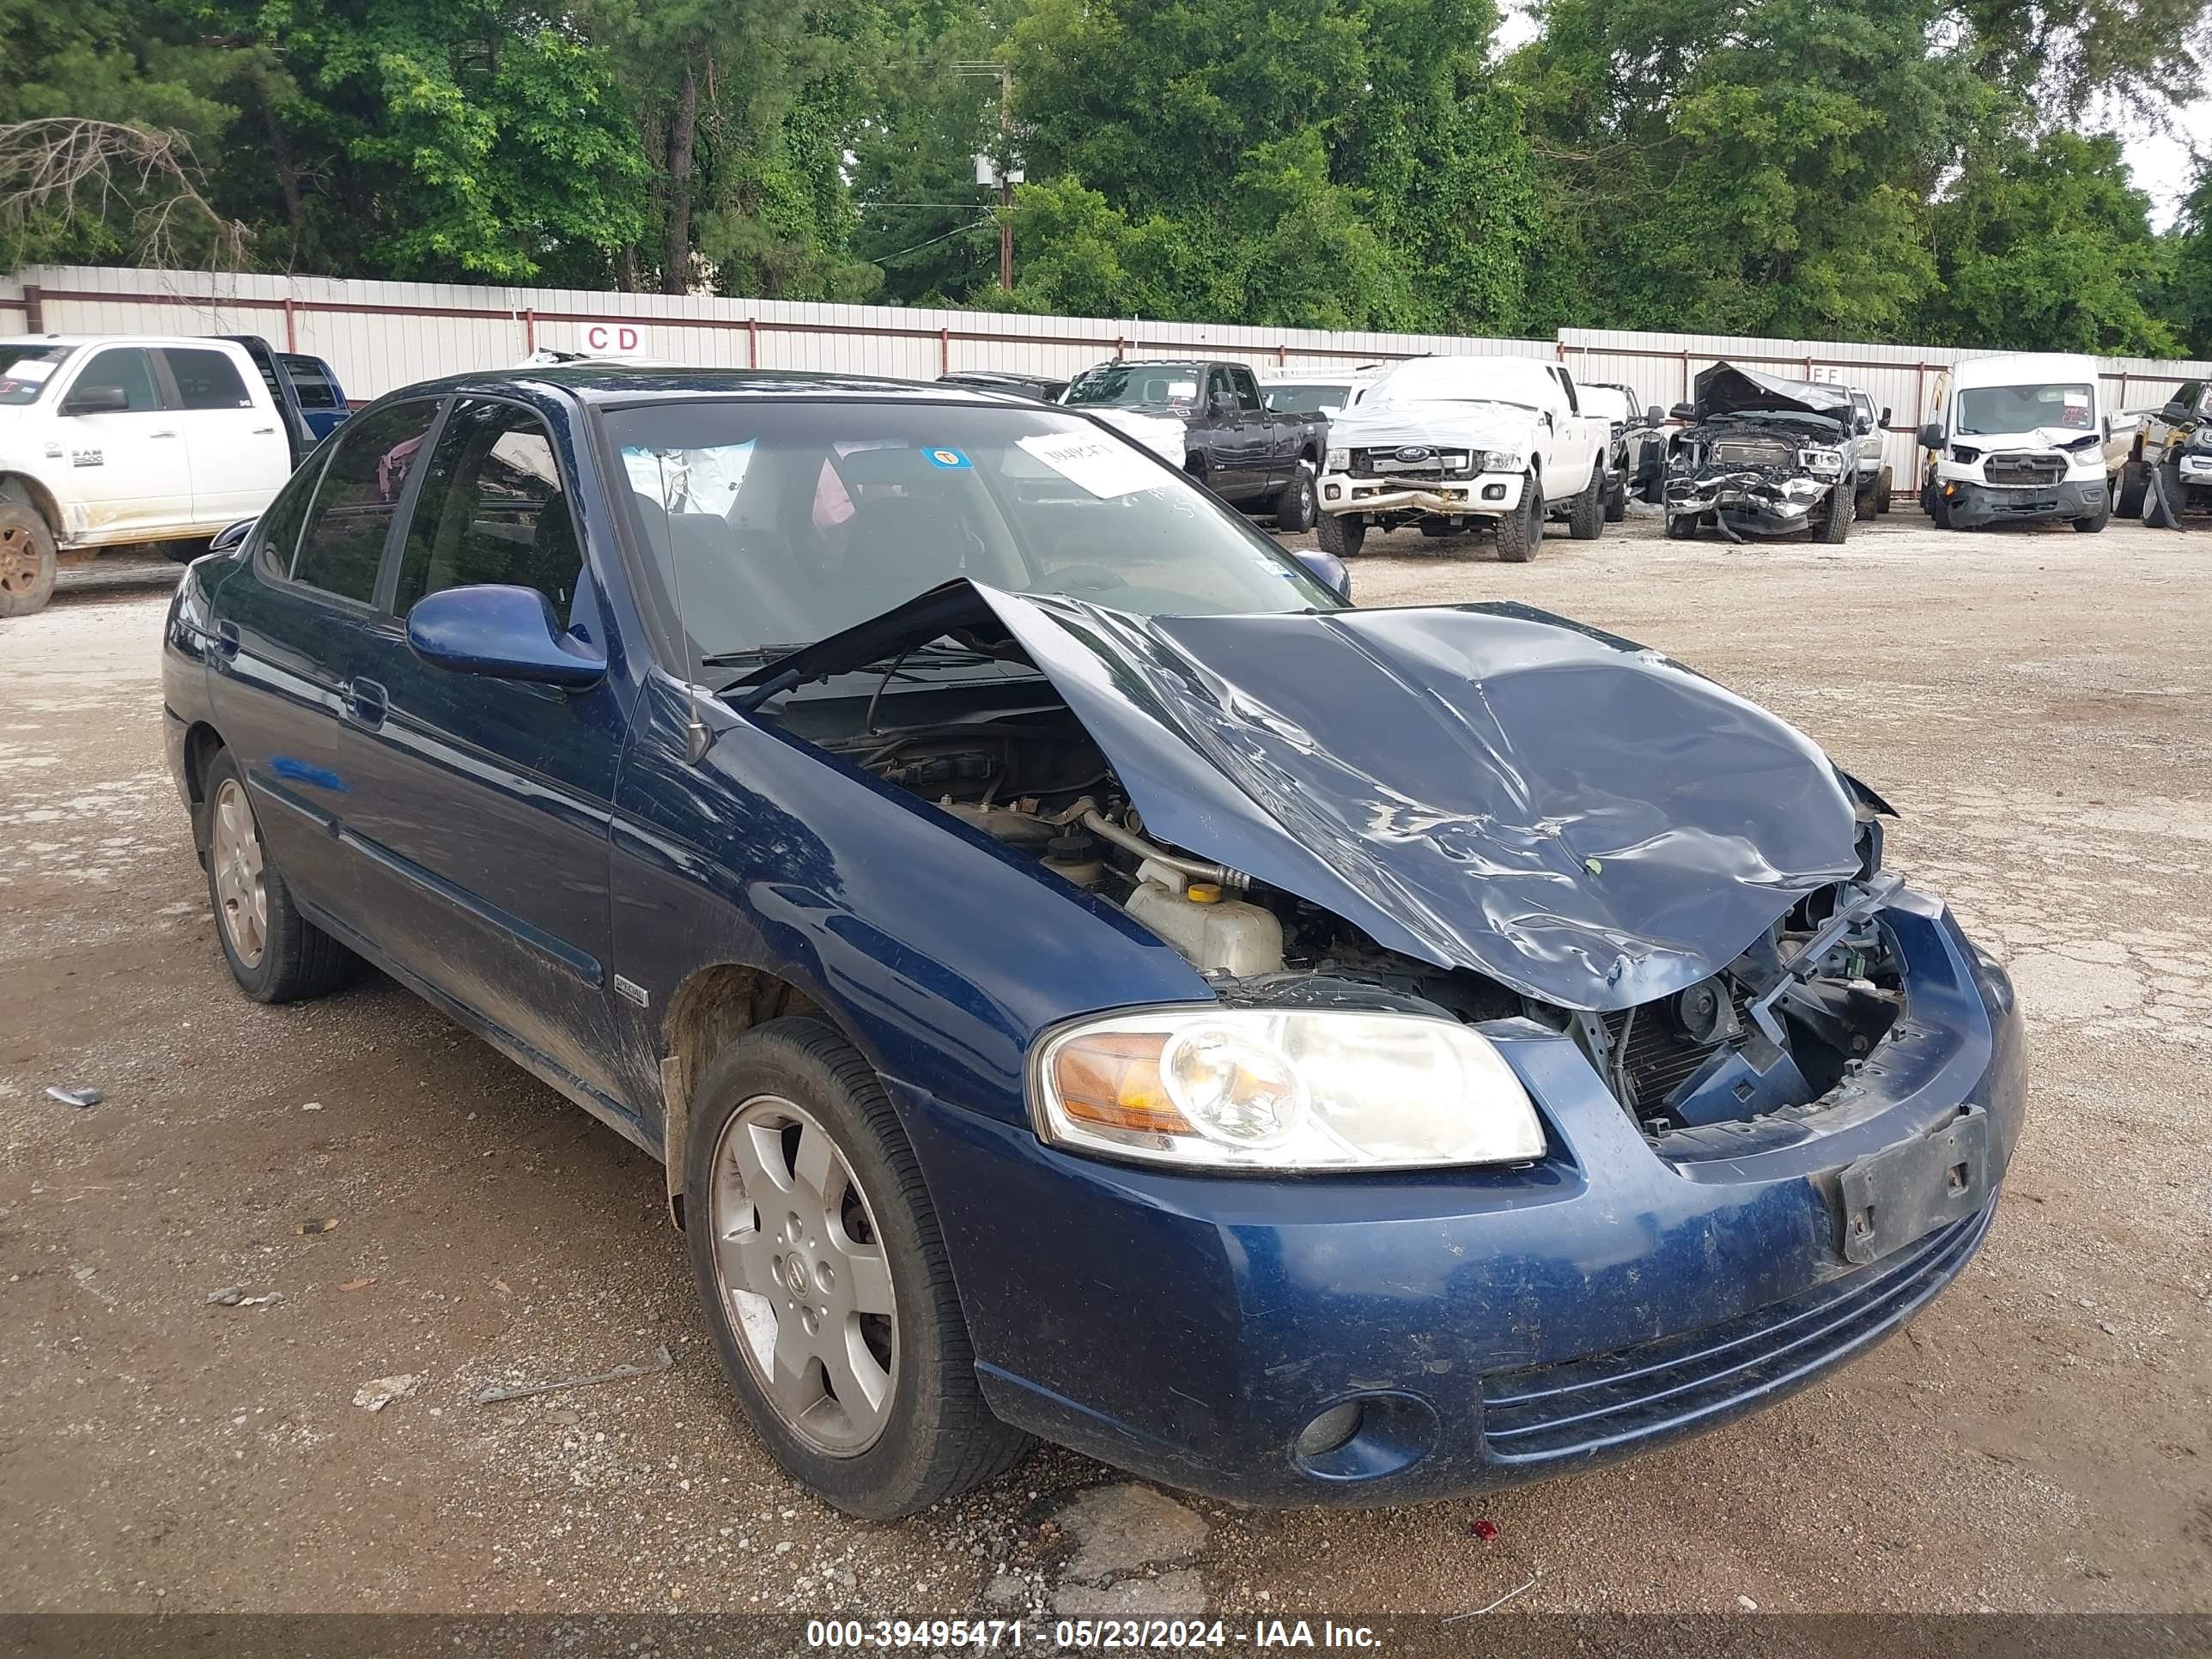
698 642 812 669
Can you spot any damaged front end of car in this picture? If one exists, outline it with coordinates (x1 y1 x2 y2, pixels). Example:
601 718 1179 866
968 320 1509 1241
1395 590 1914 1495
730 581 2023 1504
1662 364 1856 539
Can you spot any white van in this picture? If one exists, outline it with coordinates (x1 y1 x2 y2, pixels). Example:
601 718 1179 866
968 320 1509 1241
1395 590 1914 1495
1917 352 2116 532
0 335 295 616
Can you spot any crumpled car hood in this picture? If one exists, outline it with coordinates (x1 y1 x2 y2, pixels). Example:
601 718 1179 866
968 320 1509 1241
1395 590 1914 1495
1692 364 1852 425
1323 399 1534 451
739 585 1863 1012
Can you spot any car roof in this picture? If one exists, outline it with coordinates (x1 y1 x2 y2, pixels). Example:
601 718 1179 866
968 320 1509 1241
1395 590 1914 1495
370 365 1047 410
0 332 256 350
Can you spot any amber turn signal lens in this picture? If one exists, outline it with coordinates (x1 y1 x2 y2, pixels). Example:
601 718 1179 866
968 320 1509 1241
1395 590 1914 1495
1050 1031 1191 1136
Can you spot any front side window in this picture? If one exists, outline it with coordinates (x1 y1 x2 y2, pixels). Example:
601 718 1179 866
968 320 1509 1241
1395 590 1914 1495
67 348 161 413
603 401 1336 672
291 398 441 604
1954 383 2095 434
393 400 580 619
1231 368 1263 416
0 343 72 405
162 348 253 410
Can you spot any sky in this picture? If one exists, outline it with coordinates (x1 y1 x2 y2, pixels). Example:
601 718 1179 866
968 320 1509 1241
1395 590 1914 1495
1491 6 2205 230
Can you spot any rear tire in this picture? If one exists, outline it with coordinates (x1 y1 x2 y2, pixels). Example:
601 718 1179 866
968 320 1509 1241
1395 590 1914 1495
1495 477 1542 562
684 1018 1031 1520
198 748 354 1003
0 497 58 618
1274 464 1317 532
1566 469 1603 540
1875 469 1893 514
1315 510 1365 558
1603 477 1627 522
1929 488 1956 531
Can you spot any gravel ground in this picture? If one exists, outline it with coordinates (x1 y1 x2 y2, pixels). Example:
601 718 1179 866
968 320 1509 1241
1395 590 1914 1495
2 507 2208 1619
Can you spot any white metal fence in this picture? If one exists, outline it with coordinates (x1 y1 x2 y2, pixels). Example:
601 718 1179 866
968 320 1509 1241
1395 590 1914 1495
8 264 2209 495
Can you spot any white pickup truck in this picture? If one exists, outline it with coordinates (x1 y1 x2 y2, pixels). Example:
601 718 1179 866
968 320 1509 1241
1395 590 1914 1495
1314 356 1613 561
0 334 296 616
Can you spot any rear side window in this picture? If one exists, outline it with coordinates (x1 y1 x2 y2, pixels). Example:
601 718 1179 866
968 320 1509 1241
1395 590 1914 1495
68 348 161 412
284 356 339 410
163 348 253 410
291 398 441 604
392 399 580 619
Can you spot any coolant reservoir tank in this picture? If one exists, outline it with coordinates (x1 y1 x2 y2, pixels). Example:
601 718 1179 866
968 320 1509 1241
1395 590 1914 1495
1125 878 1285 977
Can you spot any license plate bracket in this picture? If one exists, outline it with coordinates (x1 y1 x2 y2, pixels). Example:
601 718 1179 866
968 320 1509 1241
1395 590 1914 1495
1834 1103 1989 1265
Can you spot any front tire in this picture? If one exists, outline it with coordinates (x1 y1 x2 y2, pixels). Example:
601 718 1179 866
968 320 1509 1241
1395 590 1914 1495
1314 510 1366 558
1274 463 1317 532
0 497 58 618
2115 463 2148 519
198 749 353 1002
1566 469 1604 540
1494 476 1542 562
1603 475 1627 522
1817 485 1851 544
1929 487 1956 531
685 1018 1030 1520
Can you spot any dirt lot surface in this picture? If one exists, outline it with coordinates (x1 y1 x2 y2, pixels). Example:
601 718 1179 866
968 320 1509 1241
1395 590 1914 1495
3 509 2208 1620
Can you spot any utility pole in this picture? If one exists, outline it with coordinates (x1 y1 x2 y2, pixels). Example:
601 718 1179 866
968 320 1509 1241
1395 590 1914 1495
955 63 1018 291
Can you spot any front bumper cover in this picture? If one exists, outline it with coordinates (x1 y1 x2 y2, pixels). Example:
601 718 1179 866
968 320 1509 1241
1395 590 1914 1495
1664 467 1838 534
1318 469 1522 519
897 893 2025 1506
1941 477 2106 527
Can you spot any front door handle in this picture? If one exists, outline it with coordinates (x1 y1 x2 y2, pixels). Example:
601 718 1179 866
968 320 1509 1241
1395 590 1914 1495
345 678 389 730
150 428 179 439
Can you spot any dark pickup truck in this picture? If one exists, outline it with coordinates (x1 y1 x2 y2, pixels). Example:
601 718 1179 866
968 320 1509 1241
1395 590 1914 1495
1060 358 1329 531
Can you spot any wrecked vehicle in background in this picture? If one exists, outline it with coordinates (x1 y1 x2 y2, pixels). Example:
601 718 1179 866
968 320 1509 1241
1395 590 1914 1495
1917 353 2116 532
1650 364 1856 543
1316 355 1613 561
164 368 2025 1521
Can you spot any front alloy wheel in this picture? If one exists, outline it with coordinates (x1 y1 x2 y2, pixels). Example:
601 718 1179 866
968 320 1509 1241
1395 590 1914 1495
708 1095 899 1455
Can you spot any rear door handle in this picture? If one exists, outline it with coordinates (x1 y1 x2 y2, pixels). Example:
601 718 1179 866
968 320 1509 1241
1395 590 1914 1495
215 621 240 659
345 678 389 730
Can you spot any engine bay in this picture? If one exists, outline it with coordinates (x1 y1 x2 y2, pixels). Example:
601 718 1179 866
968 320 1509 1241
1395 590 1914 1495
771 655 1904 1138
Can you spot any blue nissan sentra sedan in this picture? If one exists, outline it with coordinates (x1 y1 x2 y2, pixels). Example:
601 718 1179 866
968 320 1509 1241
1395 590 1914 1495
162 368 2025 1520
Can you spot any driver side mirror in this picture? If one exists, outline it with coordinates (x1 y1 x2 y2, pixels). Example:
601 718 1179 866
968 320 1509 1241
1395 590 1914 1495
406 584 607 689
1644 404 1666 427
2160 400 2189 423
1918 422 1944 451
1878 406 1892 427
1668 401 1695 422
1211 392 1237 418
1287 545 1352 605
210 518 257 556
63 385 131 416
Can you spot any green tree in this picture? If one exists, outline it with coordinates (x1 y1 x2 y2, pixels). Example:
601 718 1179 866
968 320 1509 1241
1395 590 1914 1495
1922 128 2180 356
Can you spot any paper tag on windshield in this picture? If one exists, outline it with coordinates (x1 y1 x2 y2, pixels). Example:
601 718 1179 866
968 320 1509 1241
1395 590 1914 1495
1017 431 1163 499
7 359 55 383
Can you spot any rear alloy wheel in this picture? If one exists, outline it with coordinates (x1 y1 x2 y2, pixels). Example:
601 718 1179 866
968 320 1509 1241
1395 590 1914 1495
1566 468 1604 540
1275 464 1318 532
687 1018 1030 1519
199 749 354 1002
0 499 58 618
1314 509 1365 558
1495 477 1542 562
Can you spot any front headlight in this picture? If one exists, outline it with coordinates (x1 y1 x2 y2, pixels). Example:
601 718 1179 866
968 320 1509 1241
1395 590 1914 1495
1030 1008 1545 1172
1799 447 1844 477
1325 446 1351 471
1478 450 1523 473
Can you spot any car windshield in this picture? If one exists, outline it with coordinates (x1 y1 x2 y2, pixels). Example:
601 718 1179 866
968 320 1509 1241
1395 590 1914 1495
1265 383 1352 415
0 343 72 405
1062 365 1201 412
1955 383 2095 434
602 400 1338 671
